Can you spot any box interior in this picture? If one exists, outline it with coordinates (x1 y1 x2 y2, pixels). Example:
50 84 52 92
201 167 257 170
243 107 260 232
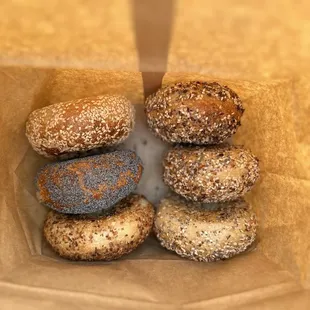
0 68 309 309
0 0 309 309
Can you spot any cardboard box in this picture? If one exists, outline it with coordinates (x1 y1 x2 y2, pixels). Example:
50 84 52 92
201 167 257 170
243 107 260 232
0 1 309 309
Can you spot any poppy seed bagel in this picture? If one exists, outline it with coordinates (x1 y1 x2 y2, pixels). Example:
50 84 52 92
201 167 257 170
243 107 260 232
154 195 257 262
44 194 155 261
26 95 135 159
163 144 259 203
36 150 143 214
145 81 244 144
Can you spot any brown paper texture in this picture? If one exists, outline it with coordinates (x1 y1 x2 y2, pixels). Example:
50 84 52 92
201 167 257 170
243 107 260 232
0 0 310 309
0 1 138 70
168 0 310 79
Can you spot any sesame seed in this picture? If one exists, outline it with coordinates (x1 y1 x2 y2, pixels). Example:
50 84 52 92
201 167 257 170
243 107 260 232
145 81 244 144
163 144 260 203
26 95 135 159
154 194 257 262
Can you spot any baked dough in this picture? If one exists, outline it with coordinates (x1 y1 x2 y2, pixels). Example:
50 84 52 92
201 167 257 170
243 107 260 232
44 194 155 261
36 150 143 214
163 144 259 202
154 195 257 262
26 95 135 159
145 81 243 144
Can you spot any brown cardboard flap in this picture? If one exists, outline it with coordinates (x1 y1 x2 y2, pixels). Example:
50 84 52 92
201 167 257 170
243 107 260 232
2 0 310 78
168 0 310 79
0 253 303 309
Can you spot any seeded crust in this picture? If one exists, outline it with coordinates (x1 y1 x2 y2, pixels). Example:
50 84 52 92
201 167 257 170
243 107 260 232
36 150 143 214
154 195 257 262
145 81 244 144
26 95 135 159
44 194 155 261
163 144 259 203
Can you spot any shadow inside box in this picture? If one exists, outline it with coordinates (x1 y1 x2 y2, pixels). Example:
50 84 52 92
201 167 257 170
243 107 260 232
41 232 259 264
41 234 183 264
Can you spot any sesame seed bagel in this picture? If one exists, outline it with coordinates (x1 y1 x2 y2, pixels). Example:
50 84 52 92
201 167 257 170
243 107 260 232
163 144 259 203
44 194 155 261
36 150 143 214
26 95 135 159
154 195 257 262
145 81 244 144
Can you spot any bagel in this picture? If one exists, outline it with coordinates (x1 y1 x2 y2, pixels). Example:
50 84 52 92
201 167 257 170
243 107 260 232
154 195 257 262
44 194 155 261
145 81 244 144
36 150 143 214
163 144 259 202
26 95 135 159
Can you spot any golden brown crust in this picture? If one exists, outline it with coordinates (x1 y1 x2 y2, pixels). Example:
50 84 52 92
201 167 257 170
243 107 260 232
154 195 257 262
145 81 244 144
163 144 259 202
44 194 155 261
26 95 135 159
